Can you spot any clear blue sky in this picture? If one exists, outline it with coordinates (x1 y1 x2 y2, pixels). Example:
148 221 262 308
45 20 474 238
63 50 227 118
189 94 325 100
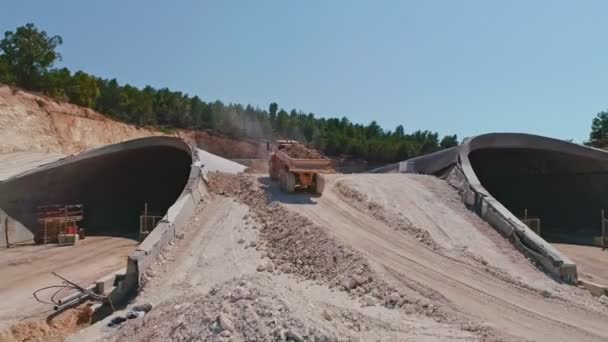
1 0 606 142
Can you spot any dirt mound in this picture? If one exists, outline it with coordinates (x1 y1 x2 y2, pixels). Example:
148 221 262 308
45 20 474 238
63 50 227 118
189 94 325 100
0 305 92 342
281 143 324 159
109 277 339 342
334 180 439 249
205 173 497 337
86 173 508 341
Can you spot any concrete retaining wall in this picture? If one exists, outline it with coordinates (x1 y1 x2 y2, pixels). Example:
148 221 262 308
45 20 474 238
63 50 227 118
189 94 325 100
124 147 204 291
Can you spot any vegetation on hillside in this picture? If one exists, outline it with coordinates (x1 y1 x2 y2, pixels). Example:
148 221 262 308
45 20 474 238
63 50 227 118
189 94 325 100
587 111 608 147
0 23 459 163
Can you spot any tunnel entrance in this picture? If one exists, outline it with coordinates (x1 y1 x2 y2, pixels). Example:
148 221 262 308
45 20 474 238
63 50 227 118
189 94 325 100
0 143 191 243
469 148 608 245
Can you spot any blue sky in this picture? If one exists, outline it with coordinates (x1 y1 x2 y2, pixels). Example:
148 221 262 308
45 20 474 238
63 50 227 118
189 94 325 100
1 1 606 142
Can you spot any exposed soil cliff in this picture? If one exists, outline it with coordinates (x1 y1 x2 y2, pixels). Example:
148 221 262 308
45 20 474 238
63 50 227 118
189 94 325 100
0 85 261 158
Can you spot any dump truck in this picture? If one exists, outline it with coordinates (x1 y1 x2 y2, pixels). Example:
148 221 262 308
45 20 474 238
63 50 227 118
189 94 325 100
269 141 333 194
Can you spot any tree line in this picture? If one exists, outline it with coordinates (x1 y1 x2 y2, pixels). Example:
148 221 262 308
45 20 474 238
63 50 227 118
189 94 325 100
0 23 459 163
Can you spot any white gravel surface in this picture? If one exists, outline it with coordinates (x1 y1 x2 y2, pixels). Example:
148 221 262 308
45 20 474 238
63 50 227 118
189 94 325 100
72 173 608 342
197 148 246 174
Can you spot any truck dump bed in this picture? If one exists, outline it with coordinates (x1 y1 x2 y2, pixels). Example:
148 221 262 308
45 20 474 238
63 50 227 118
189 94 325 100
275 144 333 173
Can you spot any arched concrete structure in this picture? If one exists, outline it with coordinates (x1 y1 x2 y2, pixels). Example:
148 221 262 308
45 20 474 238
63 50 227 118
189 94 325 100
373 133 608 283
0 137 194 247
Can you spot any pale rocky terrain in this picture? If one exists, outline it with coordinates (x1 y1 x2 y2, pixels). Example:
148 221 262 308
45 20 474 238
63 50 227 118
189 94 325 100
3 85 608 341
74 173 608 342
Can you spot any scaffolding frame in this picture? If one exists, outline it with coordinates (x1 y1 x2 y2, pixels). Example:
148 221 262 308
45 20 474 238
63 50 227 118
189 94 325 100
520 208 541 236
36 204 83 246
139 203 163 242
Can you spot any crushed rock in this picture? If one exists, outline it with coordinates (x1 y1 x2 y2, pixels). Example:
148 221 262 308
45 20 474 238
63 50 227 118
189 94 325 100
207 173 482 329
108 277 340 342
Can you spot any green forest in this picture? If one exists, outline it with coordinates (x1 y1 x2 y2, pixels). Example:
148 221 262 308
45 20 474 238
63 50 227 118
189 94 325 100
0 23 462 163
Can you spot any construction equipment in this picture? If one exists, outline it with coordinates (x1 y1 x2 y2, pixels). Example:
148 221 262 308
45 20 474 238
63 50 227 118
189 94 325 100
35 204 84 246
269 141 333 194
519 208 541 236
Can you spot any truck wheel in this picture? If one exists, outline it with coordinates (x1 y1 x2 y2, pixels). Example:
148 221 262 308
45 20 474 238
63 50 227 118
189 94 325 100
314 174 325 195
284 170 296 193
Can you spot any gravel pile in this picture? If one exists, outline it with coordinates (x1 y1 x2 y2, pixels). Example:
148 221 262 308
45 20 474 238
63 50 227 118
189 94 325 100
207 173 461 324
109 277 340 342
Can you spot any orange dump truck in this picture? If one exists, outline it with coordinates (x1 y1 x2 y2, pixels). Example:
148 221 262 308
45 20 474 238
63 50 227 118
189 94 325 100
269 141 333 194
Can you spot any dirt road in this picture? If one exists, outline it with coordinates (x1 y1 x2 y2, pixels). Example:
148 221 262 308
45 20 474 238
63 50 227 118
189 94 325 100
81 194 478 341
268 173 608 342
0 236 137 330
74 173 608 341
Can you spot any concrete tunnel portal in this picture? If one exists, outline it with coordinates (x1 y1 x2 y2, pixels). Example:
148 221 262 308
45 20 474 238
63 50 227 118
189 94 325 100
374 133 608 282
0 137 193 246
470 147 608 246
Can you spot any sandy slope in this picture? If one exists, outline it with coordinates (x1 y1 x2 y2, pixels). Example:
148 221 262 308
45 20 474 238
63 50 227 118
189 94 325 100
72 173 608 342
0 86 261 158
269 173 608 342
79 187 477 341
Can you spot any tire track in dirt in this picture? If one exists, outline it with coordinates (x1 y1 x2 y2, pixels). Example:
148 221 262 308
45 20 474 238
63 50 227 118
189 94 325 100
271 174 608 342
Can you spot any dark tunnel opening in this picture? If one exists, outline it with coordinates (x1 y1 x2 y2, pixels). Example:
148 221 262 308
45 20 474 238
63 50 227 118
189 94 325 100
0 145 191 242
469 148 608 245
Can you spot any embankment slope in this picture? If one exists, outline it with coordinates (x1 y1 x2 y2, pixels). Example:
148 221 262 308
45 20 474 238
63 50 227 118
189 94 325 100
0 85 260 158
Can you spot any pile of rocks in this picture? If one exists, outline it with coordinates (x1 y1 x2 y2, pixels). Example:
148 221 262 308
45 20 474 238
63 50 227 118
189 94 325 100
109 277 338 342
208 173 456 324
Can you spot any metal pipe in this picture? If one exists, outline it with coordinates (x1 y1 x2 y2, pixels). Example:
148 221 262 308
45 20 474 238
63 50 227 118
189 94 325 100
54 294 88 311
57 284 96 305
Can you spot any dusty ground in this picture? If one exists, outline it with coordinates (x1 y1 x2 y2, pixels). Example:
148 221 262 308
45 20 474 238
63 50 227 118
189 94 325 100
236 158 270 174
78 173 608 342
77 182 478 342
553 243 608 286
270 173 608 341
0 236 137 333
